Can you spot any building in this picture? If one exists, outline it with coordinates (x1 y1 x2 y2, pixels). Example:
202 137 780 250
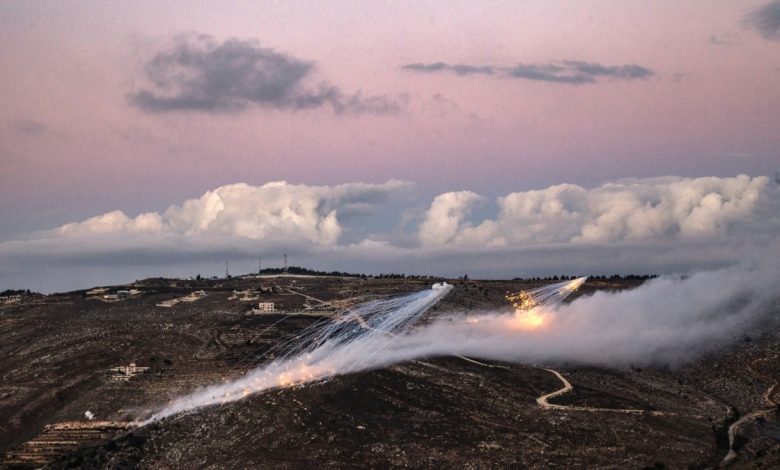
115 289 141 299
179 290 207 302
107 362 149 381
230 289 259 301
252 302 275 314
0 295 22 304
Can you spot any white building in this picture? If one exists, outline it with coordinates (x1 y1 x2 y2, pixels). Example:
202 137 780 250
252 302 275 314
156 299 179 308
0 295 22 304
107 362 149 381
180 290 207 302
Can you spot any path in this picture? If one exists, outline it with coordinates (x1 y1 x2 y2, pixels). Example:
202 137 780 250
720 354 779 467
536 368 671 416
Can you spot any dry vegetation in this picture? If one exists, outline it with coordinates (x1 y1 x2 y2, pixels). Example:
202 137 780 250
0 275 777 468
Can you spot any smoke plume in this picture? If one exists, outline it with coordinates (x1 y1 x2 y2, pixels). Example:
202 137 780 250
398 258 779 369
143 247 778 422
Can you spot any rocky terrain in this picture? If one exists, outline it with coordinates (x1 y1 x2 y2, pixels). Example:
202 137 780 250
0 275 777 469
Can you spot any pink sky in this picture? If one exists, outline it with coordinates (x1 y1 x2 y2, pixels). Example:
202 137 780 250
1 1 779 240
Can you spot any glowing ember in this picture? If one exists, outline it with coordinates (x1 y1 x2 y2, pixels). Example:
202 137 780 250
505 277 586 311
505 277 587 331
506 291 537 310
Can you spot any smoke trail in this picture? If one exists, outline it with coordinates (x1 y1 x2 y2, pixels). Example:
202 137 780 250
144 252 778 423
145 283 453 422
392 259 780 369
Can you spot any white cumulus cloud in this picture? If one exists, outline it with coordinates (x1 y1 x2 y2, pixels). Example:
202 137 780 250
1 174 778 293
420 175 773 246
418 191 485 246
52 180 409 246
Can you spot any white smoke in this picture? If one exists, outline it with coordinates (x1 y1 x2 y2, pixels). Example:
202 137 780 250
145 283 453 422
397 259 779 369
143 247 779 422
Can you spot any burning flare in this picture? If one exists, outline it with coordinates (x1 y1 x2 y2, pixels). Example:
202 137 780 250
505 277 587 331
139 279 589 423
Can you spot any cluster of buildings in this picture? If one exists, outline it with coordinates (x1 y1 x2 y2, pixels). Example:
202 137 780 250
229 285 278 302
155 290 208 308
0 294 22 305
86 287 142 302
229 289 259 302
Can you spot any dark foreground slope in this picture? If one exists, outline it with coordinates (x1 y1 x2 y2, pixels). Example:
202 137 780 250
1 276 778 468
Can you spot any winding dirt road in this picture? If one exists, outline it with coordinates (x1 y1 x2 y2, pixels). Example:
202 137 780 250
720 354 779 467
457 356 775 467
536 368 671 416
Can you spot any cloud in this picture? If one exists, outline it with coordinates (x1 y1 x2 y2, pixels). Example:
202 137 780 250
402 60 654 84
1 175 778 293
746 1 780 40
507 61 653 84
129 34 401 114
418 191 484 246
418 175 774 246
51 180 410 246
401 62 495 76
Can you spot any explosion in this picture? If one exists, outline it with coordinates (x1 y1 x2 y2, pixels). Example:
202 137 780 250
505 277 587 331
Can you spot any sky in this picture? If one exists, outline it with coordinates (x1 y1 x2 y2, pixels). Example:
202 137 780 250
1 1 779 292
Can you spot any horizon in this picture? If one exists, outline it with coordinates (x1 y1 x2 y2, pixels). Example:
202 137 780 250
3 265 660 296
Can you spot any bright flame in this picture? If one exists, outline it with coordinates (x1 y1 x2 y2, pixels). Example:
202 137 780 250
504 277 587 331
509 308 549 331
505 291 537 310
